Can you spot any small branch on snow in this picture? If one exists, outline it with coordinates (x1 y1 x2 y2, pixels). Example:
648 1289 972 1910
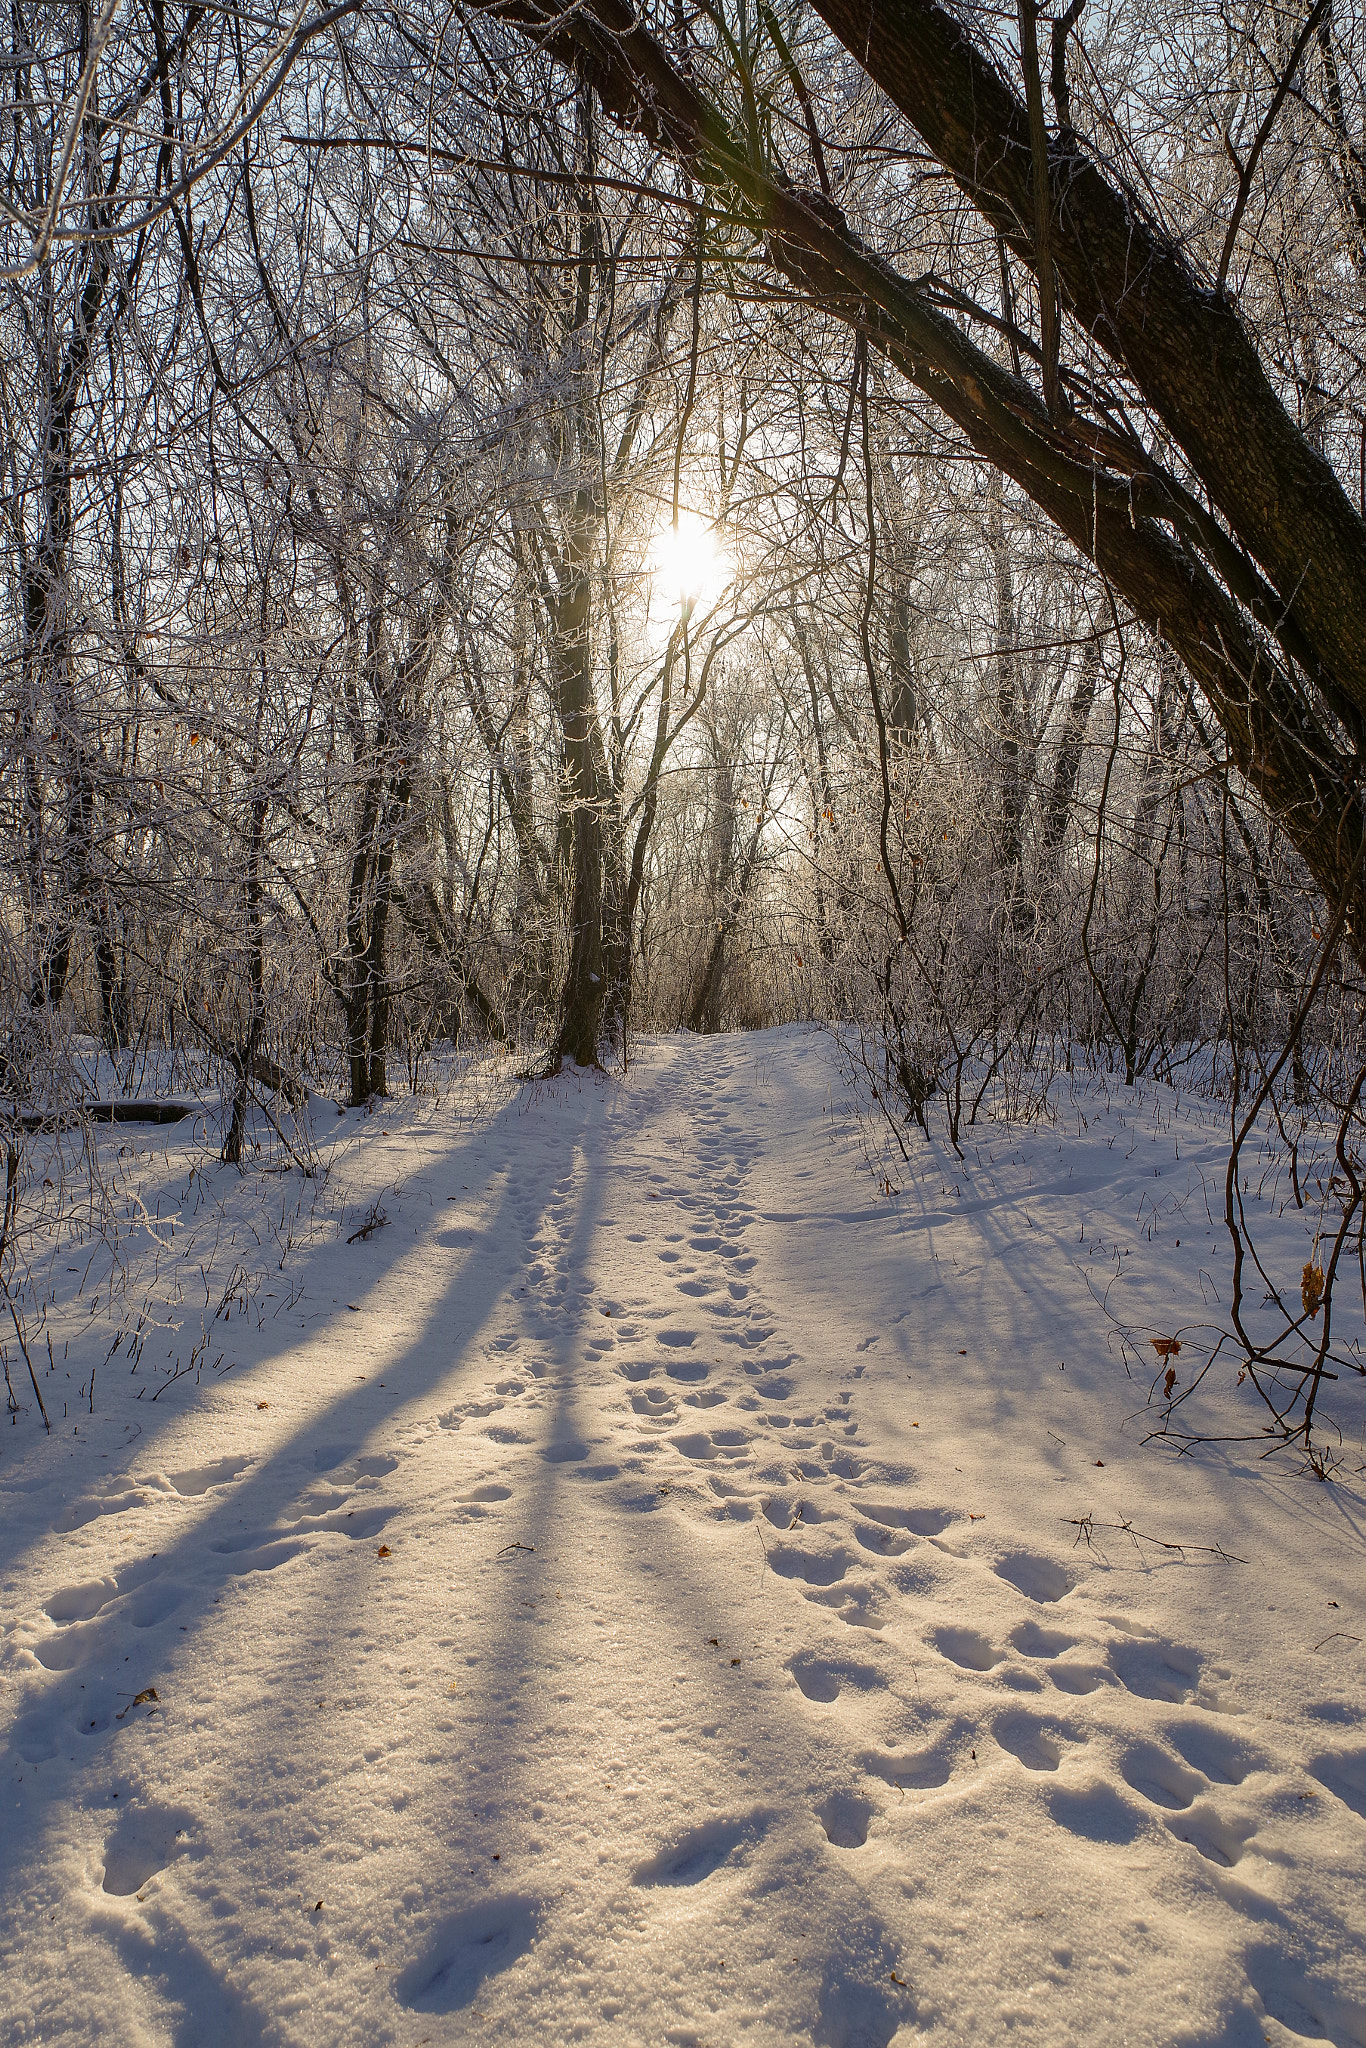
1064 1512 1245 1563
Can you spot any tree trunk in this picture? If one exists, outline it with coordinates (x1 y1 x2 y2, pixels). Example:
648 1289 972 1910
987 469 1023 893
805 0 1366 731
481 0 1366 952
224 795 268 1167
1041 638 1100 862
547 508 611 1068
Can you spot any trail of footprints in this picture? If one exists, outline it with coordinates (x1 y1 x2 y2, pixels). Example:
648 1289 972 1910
18 1043 1365 1983
16 1443 409 1897
763 1470 1344 1882
492 1044 1365 1963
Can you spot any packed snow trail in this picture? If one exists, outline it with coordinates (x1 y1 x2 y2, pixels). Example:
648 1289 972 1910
2 1030 1364 2046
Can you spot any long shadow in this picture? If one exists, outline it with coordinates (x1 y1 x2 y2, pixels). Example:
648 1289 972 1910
8 1045 917 2042
396 1041 913 2042
1 1114 542 1909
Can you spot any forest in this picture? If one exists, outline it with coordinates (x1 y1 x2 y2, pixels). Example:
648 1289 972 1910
5 0 1366 1448
1 3 1365 2040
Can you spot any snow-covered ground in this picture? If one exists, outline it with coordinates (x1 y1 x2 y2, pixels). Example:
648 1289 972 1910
2 1028 1363 2047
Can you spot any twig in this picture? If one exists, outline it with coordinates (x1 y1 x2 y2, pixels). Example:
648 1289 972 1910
1064 1512 1244 1562
1217 0 1331 296
347 1199 388 1244
6 1292 48 1433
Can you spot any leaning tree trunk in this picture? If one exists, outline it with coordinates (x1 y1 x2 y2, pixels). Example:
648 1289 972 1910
479 0 1366 958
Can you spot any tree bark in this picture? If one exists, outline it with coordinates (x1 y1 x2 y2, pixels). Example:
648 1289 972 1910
1041 638 1100 861
805 0 1366 732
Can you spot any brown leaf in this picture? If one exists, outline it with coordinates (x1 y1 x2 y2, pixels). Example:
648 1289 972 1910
1302 1262 1325 1319
1152 1337 1181 1360
1163 1367 1177 1400
133 1688 158 1707
377 1545 392 1559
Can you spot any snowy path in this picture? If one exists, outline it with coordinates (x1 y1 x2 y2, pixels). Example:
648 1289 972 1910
2 1030 1365 2046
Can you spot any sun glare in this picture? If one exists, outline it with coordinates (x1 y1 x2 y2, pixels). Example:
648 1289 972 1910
649 508 729 612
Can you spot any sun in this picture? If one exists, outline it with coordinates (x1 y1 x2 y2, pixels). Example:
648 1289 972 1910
649 508 729 612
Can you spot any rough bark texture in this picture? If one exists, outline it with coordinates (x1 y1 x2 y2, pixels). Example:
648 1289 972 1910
808 0 1366 731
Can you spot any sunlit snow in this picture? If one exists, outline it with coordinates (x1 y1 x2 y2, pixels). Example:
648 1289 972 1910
1 1030 1363 2045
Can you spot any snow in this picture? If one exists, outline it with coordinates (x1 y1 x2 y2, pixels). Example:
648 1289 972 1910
2 1027 1364 2047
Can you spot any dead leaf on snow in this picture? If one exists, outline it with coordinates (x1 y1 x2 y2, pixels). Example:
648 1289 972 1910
1302 1262 1325 1319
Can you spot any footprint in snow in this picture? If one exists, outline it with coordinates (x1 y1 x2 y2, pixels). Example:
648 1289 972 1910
456 1481 512 1508
1169 1720 1268 1786
1118 1738 1205 1810
351 1453 398 1480
395 1895 540 2013
904 1507 955 1536
768 1543 851 1587
218 1538 310 1576
34 1619 108 1672
804 1579 883 1629
55 1487 148 1533
817 1789 877 1847
45 1578 118 1624
1306 1744 1366 1819
127 1582 187 1630
663 1355 710 1384
1108 1636 1202 1703
102 1803 198 1896
859 1740 955 1791
788 1651 883 1703
994 1552 1074 1603
1046 1657 1114 1696
1010 1620 1076 1660
994 1710 1080 1773
1169 1802 1258 1866
632 1810 771 1887
672 1429 748 1462
930 1625 1004 1672
763 1494 833 1528
1047 1781 1146 1847
854 1521 916 1557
